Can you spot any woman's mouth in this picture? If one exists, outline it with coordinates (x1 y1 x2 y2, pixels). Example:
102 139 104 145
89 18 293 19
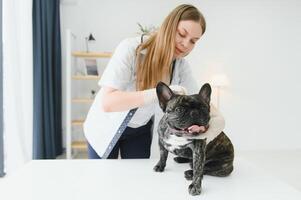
175 47 184 54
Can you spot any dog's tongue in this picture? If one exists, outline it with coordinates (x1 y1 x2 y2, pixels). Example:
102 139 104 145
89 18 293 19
187 125 206 133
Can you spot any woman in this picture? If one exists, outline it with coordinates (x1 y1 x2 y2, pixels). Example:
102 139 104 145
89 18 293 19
84 4 225 159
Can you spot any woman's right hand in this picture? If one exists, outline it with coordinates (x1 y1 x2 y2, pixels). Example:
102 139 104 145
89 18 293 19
142 85 187 106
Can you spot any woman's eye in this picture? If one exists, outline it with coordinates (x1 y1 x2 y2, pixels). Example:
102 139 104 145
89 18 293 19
178 32 185 37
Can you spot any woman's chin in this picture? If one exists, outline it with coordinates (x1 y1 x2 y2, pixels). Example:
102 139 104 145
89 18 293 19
174 54 186 59
174 53 182 59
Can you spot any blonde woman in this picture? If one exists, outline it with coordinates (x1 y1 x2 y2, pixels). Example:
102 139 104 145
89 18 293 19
84 4 225 159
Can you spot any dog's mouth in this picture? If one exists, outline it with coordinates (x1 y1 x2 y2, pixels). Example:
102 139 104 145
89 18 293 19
168 123 209 136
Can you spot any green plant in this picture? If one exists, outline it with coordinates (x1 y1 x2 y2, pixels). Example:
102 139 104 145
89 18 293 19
137 23 157 35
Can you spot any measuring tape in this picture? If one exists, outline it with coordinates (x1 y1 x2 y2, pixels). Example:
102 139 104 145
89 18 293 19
102 108 138 158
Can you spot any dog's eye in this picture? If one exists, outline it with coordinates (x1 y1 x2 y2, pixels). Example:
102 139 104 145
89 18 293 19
175 107 184 113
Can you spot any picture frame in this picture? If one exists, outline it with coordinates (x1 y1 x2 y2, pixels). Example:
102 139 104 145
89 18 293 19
84 59 98 76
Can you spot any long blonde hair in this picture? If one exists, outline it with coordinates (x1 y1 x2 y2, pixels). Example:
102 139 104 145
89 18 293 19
135 4 206 91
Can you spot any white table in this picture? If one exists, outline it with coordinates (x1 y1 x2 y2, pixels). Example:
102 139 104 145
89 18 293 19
0 156 300 200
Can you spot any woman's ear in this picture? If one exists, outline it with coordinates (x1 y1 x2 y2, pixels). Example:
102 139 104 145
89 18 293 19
156 82 174 112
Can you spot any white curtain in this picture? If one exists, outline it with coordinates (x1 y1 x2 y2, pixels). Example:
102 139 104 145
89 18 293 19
2 0 33 175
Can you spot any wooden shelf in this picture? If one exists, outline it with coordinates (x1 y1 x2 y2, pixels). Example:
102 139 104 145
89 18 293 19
72 51 112 58
66 32 112 159
72 119 84 126
71 141 87 150
72 98 94 103
72 75 100 80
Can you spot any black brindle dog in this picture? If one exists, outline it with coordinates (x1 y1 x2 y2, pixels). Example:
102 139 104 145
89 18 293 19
153 82 234 196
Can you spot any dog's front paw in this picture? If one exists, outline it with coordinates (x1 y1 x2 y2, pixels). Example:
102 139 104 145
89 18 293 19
188 183 202 196
184 170 193 180
153 164 165 172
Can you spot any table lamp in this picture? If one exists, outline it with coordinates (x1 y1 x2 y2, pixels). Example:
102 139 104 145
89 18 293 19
210 74 229 109
85 33 95 52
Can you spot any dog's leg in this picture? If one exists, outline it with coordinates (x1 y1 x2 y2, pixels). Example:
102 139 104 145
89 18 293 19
204 155 234 177
204 132 234 177
188 139 206 196
174 157 191 163
153 140 168 172
184 169 193 180
184 161 193 180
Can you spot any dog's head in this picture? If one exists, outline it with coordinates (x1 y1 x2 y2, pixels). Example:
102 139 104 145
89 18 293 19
156 82 211 137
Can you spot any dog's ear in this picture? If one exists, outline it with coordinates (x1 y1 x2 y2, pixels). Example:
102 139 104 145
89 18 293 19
156 82 174 112
199 83 211 105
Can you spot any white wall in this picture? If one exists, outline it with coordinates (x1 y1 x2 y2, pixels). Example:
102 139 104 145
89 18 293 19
60 0 301 151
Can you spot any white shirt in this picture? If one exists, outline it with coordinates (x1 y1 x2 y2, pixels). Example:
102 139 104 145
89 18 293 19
84 37 225 157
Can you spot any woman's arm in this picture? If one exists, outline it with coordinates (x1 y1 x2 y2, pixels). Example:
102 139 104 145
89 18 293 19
100 86 144 112
101 85 188 112
207 104 225 135
198 104 225 142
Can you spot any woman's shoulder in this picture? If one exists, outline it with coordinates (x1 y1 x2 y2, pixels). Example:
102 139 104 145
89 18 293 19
110 37 142 62
116 37 141 52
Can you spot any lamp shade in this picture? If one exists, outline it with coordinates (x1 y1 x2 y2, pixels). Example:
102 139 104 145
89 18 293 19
210 74 229 87
88 33 95 41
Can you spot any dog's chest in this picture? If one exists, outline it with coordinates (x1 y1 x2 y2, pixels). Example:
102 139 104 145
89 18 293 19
162 134 192 152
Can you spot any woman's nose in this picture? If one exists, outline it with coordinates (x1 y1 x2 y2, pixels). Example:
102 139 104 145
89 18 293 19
180 39 190 49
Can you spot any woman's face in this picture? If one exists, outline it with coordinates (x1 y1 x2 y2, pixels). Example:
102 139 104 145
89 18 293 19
174 20 203 58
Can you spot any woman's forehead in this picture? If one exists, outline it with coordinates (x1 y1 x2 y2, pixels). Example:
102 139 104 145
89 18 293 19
177 20 203 39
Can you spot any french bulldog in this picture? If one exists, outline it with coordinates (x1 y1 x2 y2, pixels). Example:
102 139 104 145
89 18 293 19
153 82 234 196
